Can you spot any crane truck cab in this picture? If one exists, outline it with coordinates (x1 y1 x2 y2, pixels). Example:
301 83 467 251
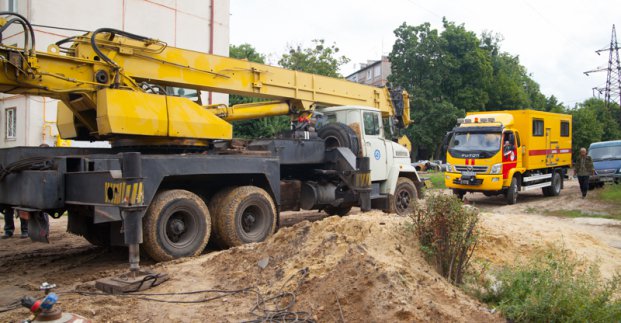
444 110 572 204
317 106 422 214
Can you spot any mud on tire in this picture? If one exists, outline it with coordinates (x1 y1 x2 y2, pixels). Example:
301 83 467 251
212 186 277 248
142 190 211 262
386 177 418 216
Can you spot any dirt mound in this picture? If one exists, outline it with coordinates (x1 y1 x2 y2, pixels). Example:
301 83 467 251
202 214 498 322
2 213 498 322
475 211 621 279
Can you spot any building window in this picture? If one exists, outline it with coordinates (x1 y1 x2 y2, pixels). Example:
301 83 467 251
560 121 570 137
5 107 16 139
532 119 544 136
374 65 381 77
8 0 17 12
366 69 372 81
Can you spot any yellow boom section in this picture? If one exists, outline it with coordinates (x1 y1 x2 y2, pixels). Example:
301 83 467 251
0 27 409 142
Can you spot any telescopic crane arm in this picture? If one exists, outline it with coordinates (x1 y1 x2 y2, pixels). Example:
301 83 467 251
0 14 410 144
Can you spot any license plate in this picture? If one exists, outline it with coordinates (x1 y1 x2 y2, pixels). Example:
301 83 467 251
461 171 476 177
461 179 470 185
601 177 613 182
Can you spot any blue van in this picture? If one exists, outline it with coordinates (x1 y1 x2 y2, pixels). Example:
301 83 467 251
588 140 621 187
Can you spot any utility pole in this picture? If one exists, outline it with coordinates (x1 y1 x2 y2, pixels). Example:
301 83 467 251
584 24 621 123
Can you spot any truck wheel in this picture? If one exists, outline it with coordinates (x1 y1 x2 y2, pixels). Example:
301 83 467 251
142 190 211 262
318 122 360 156
453 189 465 200
542 172 561 197
505 177 519 205
387 177 418 216
207 187 235 248
324 205 352 216
213 186 276 248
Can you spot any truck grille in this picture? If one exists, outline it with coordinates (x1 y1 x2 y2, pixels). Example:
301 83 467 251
597 169 617 175
455 165 489 174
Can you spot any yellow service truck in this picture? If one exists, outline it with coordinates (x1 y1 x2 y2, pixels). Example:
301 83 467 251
444 110 572 204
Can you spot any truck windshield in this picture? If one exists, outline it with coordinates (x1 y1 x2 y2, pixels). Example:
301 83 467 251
448 132 501 158
589 145 621 161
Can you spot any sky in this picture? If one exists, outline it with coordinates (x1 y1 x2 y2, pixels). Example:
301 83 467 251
229 0 620 107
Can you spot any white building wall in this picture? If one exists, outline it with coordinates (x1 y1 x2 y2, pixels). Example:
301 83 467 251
0 0 230 148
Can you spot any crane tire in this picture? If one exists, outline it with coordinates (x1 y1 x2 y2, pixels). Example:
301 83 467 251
213 186 277 248
318 122 361 156
142 190 211 262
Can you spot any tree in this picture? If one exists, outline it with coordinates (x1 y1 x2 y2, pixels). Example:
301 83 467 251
571 106 604 157
389 19 555 159
278 39 350 77
569 97 621 157
440 19 493 112
229 44 266 65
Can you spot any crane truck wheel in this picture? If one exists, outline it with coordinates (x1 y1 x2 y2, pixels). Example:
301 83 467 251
318 122 360 156
142 190 211 262
213 186 277 248
207 187 236 248
324 205 352 216
505 177 519 205
385 177 418 216
542 172 562 197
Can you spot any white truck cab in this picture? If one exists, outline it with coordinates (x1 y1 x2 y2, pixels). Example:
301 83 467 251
317 106 422 214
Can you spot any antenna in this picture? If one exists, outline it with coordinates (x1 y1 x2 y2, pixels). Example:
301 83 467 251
584 24 621 122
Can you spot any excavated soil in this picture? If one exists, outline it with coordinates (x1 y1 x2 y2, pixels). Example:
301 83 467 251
0 180 619 322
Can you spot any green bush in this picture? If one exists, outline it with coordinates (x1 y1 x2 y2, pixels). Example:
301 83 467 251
411 194 479 284
481 248 621 322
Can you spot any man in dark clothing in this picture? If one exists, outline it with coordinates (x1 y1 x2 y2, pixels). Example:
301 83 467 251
574 147 594 198
2 208 28 239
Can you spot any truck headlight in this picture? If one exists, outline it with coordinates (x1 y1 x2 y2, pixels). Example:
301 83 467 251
490 163 502 174
446 163 454 173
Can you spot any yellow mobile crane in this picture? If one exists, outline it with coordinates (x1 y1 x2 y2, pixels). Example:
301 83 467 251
0 13 422 287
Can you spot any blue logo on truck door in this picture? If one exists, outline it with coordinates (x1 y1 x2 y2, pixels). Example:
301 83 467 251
374 149 381 160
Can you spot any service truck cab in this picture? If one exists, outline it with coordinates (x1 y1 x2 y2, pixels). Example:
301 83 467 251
444 110 572 204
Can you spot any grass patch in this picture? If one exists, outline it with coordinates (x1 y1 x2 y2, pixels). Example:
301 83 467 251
595 183 621 206
476 248 621 322
543 209 621 220
427 171 446 189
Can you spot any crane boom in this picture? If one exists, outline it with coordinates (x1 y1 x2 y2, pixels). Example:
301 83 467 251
0 20 409 144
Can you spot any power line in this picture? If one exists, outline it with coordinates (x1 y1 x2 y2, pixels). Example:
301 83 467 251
584 24 621 123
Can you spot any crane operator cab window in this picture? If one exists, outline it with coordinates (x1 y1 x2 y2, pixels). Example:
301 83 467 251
363 111 381 136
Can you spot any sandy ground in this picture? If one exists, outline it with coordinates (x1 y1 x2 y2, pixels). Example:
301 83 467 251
0 180 619 322
465 180 621 279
